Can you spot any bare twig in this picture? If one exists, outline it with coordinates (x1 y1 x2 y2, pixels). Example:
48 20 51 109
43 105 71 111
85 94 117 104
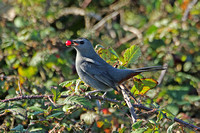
47 96 57 107
92 11 120 31
58 7 85 17
123 25 143 43
119 84 137 123
18 80 22 96
157 63 168 85
182 0 198 21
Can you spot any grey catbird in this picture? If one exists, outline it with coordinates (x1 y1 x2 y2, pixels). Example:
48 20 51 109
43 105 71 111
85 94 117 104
66 38 166 93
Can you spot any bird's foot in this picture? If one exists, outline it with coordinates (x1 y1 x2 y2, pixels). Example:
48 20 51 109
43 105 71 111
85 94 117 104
85 90 101 99
102 92 107 99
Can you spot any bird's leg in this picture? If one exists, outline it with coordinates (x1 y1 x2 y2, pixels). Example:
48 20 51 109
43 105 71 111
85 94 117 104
102 91 107 99
85 90 102 99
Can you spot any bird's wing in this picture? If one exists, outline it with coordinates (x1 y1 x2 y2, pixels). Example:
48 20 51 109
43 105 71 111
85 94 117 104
80 61 118 91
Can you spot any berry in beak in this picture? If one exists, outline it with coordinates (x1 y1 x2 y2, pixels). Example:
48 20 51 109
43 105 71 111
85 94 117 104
66 40 79 46
66 40 72 46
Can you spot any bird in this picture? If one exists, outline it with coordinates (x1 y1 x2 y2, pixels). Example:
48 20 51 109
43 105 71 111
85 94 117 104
66 38 166 95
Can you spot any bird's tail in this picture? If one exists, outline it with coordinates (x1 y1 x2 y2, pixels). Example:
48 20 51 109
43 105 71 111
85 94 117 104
132 66 167 73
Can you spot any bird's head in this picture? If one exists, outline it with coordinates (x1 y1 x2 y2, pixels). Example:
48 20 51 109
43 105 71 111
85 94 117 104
66 38 94 54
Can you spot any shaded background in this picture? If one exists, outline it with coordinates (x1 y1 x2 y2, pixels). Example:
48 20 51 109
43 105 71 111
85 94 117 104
0 0 200 132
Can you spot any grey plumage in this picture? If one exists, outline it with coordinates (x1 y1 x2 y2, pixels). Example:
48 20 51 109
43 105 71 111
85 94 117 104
67 38 166 92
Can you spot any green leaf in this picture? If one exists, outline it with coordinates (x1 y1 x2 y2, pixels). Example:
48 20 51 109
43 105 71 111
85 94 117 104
166 104 179 115
156 110 165 123
64 95 92 109
162 109 175 121
51 87 61 102
29 128 44 132
47 111 64 119
132 120 143 129
31 111 44 116
132 128 146 133
108 47 119 59
9 108 26 120
132 78 158 95
133 78 144 92
29 51 49 66
146 25 158 35
59 79 77 87
28 106 44 112
11 124 24 131
141 78 158 89
123 45 141 66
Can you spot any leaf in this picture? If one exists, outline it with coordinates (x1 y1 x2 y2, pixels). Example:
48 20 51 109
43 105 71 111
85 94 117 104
133 78 144 92
108 47 119 59
46 111 64 119
59 79 77 87
28 106 44 112
64 95 92 109
146 25 158 35
123 45 141 66
29 128 44 132
139 86 150 95
162 109 175 121
18 66 38 78
156 110 165 123
62 104 76 112
132 78 158 95
132 128 146 133
132 120 143 129
51 87 61 102
141 78 158 89
96 121 104 128
9 108 26 120
166 104 179 115
80 111 97 125
11 124 24 131
29 51 49 66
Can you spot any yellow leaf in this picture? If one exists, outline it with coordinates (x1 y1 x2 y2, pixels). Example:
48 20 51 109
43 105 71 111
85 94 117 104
139 86 150 95
97 121 104 128
18 66 37 78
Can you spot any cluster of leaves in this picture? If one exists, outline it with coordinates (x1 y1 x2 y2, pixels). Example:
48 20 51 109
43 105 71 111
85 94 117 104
0 0 200 132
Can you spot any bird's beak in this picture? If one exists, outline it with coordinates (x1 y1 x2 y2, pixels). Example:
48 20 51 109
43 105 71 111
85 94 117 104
71 40 79 46
66 40 79 46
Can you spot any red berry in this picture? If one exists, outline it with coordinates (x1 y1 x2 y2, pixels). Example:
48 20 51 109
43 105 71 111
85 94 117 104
66 40 71 46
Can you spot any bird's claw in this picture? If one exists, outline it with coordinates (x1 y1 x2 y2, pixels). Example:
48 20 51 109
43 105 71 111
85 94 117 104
102 92 107 99
85 92 92 99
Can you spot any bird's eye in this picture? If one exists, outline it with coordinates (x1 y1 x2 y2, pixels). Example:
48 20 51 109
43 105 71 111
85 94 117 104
80 41 84 44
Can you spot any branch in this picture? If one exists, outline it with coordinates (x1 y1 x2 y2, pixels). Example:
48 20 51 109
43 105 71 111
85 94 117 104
92 11 120 31
157 63 168 85
1 95 200 131
182 0 198 21
119 84 137 123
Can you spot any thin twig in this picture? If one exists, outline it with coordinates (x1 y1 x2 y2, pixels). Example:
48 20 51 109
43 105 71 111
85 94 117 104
182 0 198 21
119 84 137 123
18 80 22 96
157 63 168 85
92 11 119 31
123 25 143 43
47 96 57 107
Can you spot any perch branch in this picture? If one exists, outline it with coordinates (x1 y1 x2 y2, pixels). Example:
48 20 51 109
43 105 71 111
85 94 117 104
119 84 137 123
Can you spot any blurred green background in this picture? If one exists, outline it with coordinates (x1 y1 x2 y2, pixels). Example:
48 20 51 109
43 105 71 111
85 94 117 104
0 0 200 132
